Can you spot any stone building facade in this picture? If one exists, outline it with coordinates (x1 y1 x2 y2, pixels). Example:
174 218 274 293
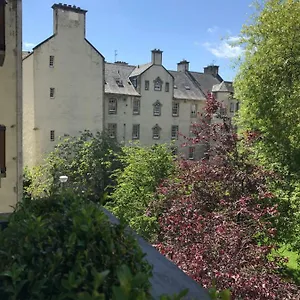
23 3 238 167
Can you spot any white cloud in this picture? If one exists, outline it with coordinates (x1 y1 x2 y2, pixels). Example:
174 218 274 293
207 26 219 34
202 36 243 59
23 42 36 50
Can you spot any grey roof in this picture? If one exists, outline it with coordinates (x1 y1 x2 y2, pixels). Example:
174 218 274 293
129 63 153 77
189 71 221 95
105 63 140 96
212 81 234 93
102 208 211 300
169 71 206 100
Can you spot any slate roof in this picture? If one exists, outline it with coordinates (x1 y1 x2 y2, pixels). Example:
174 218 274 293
129 63 153 77
105 63 140 96
188 71 222 96
169 71 206 100
212 81 234 93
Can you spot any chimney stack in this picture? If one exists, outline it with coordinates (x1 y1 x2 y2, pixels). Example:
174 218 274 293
177 59 189 72
151 49 163 65
204 65 219 77
52 3 87 37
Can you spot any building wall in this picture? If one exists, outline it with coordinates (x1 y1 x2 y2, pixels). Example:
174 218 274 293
138 65 174 145
0 0 22 212
104 65 207 160
23 6 104 167
22 54 36 168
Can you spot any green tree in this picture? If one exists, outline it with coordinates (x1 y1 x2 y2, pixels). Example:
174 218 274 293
26 130 123 202
234 0 300 176
106 143 175 241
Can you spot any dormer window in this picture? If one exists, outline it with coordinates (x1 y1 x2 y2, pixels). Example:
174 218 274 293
115 77 124 87
153 100 162 116
152 124 161 139
131 77 137 88
154 77 163 91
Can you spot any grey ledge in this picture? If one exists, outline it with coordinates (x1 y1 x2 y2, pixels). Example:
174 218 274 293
102 208 211 300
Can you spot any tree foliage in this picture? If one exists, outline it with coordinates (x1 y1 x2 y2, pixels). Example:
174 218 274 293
25 130 122 202
0 193 152 299
153 94 300 299
106 143 175 241
234 0 300 175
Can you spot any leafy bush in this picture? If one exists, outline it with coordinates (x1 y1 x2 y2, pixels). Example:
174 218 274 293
0 193 152 299
25 130 123 202
106 143 175 241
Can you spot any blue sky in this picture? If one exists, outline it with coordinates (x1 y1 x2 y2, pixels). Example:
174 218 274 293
23 0 254 81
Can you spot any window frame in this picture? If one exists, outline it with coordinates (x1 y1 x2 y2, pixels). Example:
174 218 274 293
230 102 235 113
188 147 195 160
49 55 54 68
172 102 179 117
171 125 179 140
152 124 161 140
153 77 163 91
190 104 197 118
108 98 117 114
50 130 55 142
50 87 55 98
107 123 117 139
165 82 170 92
145 80 149 90
132 124 140 140
153 100 162 116
133 98 140 115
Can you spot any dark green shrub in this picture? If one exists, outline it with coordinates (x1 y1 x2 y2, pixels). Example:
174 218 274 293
0 193 152 299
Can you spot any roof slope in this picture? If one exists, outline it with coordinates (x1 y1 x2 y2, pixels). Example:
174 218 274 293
105 63 140 96
188 71 221 95
169 71 206 100
129 63 153 77
212 81 234 93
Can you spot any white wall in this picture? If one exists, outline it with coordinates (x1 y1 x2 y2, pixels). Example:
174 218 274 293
23 6 104 167
0 0 22 212
104 64 207 160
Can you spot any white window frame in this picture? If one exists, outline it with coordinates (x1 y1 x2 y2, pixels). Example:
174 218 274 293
172 102 179 117
145 80 149 90
49 55 54 67
50 130 55 141
191 104 197 118
108 98 117 114
153 101 162 116
133 98 140 115
165 82 170 92
188 147 195 160
171 125 179 140
50 87 55 98
230 102 235 113
132 124 140 140
152 125 161 140
154 77 162 91
108 123 117 139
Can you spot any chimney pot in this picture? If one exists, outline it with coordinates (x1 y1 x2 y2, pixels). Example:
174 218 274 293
177 59 189 72
204 65 219 77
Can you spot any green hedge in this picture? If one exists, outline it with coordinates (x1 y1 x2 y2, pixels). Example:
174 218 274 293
0 193 152 299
